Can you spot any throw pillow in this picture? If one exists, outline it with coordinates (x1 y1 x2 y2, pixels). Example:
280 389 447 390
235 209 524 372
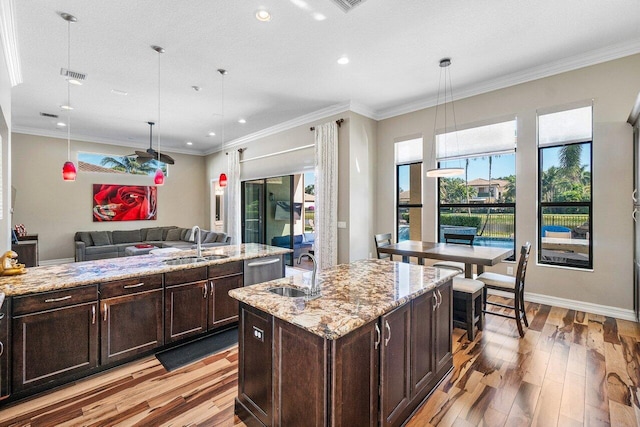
146 228 163 241
165 228 182 241
203 232 219 244
90 231 111 246
216 232 228 243
78 232 93 246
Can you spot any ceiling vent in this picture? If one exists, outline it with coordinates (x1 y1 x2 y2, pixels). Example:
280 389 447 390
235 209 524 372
60 68 87 82
330 0 367 12
40 112 59 118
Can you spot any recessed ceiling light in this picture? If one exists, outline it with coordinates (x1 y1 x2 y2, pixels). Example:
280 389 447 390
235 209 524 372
192 86 202 92
60 105 73 110
207 131 216 137
238 119 246 124
66 78 83 86
256 9 271 22
110 89 128 96
313 13 326 21
56 122 66 127
337 56 349 65
186 141 193 146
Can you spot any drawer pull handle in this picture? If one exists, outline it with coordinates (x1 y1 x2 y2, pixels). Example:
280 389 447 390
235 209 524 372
384 321 391 347
210 280 215 296
0 341 3 357
203 283 208 299
247 258 280 267
92 305 96 325
104 303 108 322
0 312 4 320
123 282 145 289
45 295 71 303
433 292 437 311
374 323 381 349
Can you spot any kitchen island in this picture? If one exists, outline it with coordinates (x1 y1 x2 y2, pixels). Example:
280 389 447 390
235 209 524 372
230 259 457 427
0 244 289 403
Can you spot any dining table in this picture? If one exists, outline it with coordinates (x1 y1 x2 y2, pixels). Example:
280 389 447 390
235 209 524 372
377 240 514 278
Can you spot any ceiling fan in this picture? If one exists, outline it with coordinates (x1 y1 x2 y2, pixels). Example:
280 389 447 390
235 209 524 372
131 121 175 165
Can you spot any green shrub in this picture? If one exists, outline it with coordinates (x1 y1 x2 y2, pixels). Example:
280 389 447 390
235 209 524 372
440 214 482 228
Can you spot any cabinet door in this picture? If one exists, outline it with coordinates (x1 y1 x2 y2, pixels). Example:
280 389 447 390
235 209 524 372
101 289 163 365
434 281 453 374
332 320 379 427
12 302 98 392
209 273 243 330
0 298 10 399
380 303 411 427
411 290 435 397
165 281 208 343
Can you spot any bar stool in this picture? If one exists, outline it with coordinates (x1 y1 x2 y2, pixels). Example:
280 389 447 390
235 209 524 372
452 277 485 341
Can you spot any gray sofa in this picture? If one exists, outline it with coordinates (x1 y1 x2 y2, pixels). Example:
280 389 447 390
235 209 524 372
74 226 231 262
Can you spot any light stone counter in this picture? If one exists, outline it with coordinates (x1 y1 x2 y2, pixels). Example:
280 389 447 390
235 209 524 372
230 258 457 340
0 243 290 297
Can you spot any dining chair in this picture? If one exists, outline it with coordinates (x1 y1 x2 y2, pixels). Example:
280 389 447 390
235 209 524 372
477 242 531 338
374 233 393 260
433 233 475 275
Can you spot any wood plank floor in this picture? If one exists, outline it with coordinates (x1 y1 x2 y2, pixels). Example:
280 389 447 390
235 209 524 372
1 296 639 426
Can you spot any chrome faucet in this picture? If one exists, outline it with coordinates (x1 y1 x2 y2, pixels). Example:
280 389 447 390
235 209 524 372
297 253 319 295
192 225 202 258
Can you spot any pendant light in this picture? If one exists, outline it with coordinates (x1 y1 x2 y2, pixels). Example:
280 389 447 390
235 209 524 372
61 12 77 181
152 45 165 186
426 58 464 178
218 68 228 187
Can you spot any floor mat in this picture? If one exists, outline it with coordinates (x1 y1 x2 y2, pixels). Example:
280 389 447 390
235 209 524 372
156 327 238 372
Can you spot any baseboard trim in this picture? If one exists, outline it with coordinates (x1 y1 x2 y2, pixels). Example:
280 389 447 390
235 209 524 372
38 257 74 266
487 289 637 321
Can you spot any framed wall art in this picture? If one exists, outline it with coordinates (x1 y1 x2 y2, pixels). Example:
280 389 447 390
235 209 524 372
92 184 157 222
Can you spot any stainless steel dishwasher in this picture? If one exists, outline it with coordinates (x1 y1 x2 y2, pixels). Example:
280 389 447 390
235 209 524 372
243 255 284 286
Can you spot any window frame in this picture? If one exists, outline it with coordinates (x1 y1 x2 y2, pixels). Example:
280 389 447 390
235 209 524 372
396 161 423 242
537 140 593 269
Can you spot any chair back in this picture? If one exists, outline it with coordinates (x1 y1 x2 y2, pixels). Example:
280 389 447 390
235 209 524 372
444 233 475 246
374 233 393 259
515 242 532 292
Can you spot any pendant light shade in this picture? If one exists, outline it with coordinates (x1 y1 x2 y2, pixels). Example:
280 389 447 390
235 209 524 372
154 168 165 185
426 58 464 178
61 12 77 181
219 173 227 187
62 161 77 181
218 68 228 189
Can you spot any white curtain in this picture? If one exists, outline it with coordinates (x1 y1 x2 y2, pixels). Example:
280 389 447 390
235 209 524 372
314 121 338 269
227 150 241 244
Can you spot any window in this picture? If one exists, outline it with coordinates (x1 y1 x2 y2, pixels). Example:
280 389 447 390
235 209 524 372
396 138 422 242
538 105 592 269
437 119 517 259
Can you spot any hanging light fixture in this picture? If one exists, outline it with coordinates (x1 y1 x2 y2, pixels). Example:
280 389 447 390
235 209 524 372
152 45 165 186
61 12 77 181
218 68 228 188
426 58 464 178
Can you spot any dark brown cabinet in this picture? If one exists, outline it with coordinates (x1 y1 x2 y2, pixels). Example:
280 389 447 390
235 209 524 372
380 302 411 427
11 241 37 267
434 280 453 374
164 267 208 343
208 261 243 329
411 290 435 397
99 275 164 365
0 297 10 400
12 286 98 392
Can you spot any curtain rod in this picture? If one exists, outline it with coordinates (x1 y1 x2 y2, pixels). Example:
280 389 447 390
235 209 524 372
310 118 344 131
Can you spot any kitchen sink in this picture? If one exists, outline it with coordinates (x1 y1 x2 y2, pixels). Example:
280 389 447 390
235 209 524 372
268 287 308 298
164 254 228 266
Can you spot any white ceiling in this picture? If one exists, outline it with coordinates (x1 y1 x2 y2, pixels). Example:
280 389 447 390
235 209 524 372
10 0 640 156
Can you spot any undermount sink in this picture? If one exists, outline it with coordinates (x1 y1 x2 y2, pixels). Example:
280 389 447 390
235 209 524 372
164 254 228 266
268 287 308 298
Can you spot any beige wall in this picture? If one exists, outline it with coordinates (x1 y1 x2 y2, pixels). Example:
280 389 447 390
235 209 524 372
12 133 207 261
377 54 640 310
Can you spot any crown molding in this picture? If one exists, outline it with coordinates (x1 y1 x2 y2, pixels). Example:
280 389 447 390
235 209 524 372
11 126 203 156
0 0 22 86
348 101 380 121
377 38 640 120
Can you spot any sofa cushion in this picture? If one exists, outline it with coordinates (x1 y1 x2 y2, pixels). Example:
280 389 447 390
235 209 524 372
112 230 142 244
272 235 290 246
216 232 228 243
203 232 218 244
146 228 163 241
293 235 304 244
91 231 111 246
161 226 178 240
77 231 93 246
303 233 315 244
166 228 182 241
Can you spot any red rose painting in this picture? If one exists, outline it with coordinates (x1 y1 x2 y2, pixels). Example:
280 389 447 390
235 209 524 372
93 184 157 222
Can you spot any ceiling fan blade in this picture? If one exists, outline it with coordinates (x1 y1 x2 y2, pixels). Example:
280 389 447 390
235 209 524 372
159 153 175 165
135 150 154 159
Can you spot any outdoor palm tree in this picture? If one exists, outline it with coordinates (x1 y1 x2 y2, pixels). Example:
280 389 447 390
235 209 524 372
559 144 582 181
100 156 155 175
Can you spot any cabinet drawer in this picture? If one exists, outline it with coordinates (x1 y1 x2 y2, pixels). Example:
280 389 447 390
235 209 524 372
13 285 98 316
100 274 163 299
165 266 207 286
209 260 243 278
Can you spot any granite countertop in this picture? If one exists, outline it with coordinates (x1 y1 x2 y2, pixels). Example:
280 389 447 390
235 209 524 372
0 244 290 297
229 258 457 340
